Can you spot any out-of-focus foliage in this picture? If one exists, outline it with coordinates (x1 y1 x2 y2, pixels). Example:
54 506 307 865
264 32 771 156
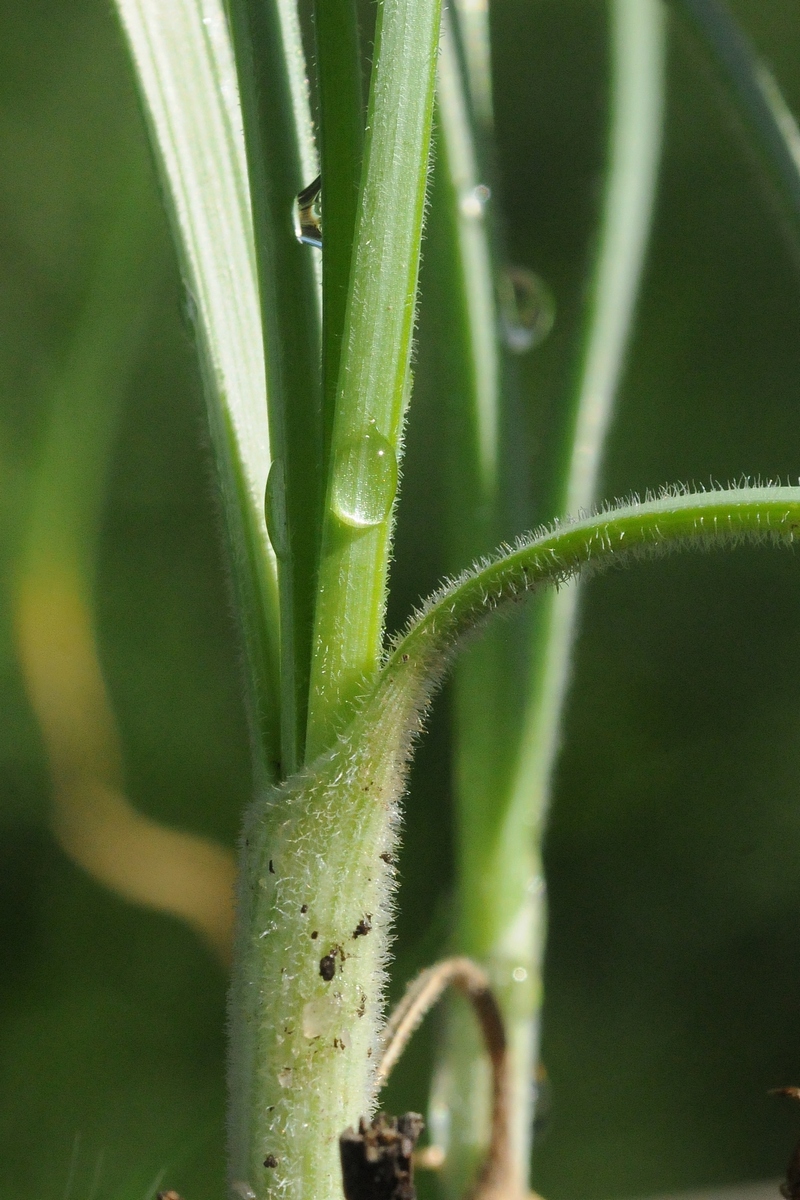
3 1 800 1199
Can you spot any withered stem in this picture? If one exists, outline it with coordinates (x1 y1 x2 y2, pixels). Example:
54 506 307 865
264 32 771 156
377 957 516 1200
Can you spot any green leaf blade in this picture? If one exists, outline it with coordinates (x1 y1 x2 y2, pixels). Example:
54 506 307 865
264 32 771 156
114 0 281 781
306 0 444 760
227 0 325 777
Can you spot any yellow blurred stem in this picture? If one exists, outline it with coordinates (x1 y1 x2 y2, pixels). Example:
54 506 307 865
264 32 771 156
12 155 236 965
15 566 236 964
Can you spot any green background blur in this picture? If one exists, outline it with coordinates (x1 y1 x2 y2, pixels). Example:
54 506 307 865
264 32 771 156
3 1 800 1198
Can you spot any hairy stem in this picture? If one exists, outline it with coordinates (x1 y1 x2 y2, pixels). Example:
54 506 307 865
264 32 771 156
228 484 800 1200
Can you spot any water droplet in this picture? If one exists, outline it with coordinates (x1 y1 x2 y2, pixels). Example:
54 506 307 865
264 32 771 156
499 266 555 353
512 966 528 983
330 428 398 529
265 459 289 559
179 279 199 342
277 1067 293 1087
294 174 322 249
460 183 490 219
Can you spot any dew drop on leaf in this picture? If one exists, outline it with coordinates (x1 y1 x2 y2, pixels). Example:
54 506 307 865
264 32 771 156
460 183 490 219
294 175 322 249
265 458 289 559
499 266 555 353
330 429 398 529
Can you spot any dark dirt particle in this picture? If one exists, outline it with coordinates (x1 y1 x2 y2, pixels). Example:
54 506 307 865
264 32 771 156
402 654 409 662
352 915 372 938
380 852 393 865
319 954 336 981
311 930 319 940
300 904 308 914
269 859 275 874
264 1155 278 1169
356 994 366 1018
340 1113 424 1200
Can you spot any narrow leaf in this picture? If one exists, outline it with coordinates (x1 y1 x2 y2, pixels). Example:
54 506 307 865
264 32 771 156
114 0 280 781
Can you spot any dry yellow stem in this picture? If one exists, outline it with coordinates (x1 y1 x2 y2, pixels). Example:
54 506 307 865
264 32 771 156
15 564 236 963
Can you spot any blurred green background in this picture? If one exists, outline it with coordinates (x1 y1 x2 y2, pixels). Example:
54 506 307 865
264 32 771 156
3 1 800 1198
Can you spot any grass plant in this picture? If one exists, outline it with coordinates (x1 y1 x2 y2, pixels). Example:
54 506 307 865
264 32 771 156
7 0 800 1198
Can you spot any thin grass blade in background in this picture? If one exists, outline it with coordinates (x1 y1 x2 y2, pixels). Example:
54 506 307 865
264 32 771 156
431 2 667 1192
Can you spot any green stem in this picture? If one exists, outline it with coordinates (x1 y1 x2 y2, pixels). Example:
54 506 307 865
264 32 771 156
436 1 666 1189
496 3 666 1168
425 20 525 1188
227 0 324 776
313 0 364 458
228 484 800 1200
436 9 501 520
451 0 494 134
304 0 443 761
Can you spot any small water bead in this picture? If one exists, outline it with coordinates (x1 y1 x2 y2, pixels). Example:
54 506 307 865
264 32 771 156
330 428 398 529
264 459 289 559
460 183 491 219
293 174 322 249
499 265 555 353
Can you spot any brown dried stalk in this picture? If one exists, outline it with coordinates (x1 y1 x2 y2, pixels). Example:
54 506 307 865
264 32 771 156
375 957 517 1200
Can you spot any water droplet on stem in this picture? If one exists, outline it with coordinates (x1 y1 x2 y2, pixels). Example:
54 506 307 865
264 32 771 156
294 175 322 249
499 266 555 353
460 183 491 219
331 429 398 529
265 459 289 559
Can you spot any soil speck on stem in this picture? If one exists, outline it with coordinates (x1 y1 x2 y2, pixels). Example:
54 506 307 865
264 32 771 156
319 954 336 981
